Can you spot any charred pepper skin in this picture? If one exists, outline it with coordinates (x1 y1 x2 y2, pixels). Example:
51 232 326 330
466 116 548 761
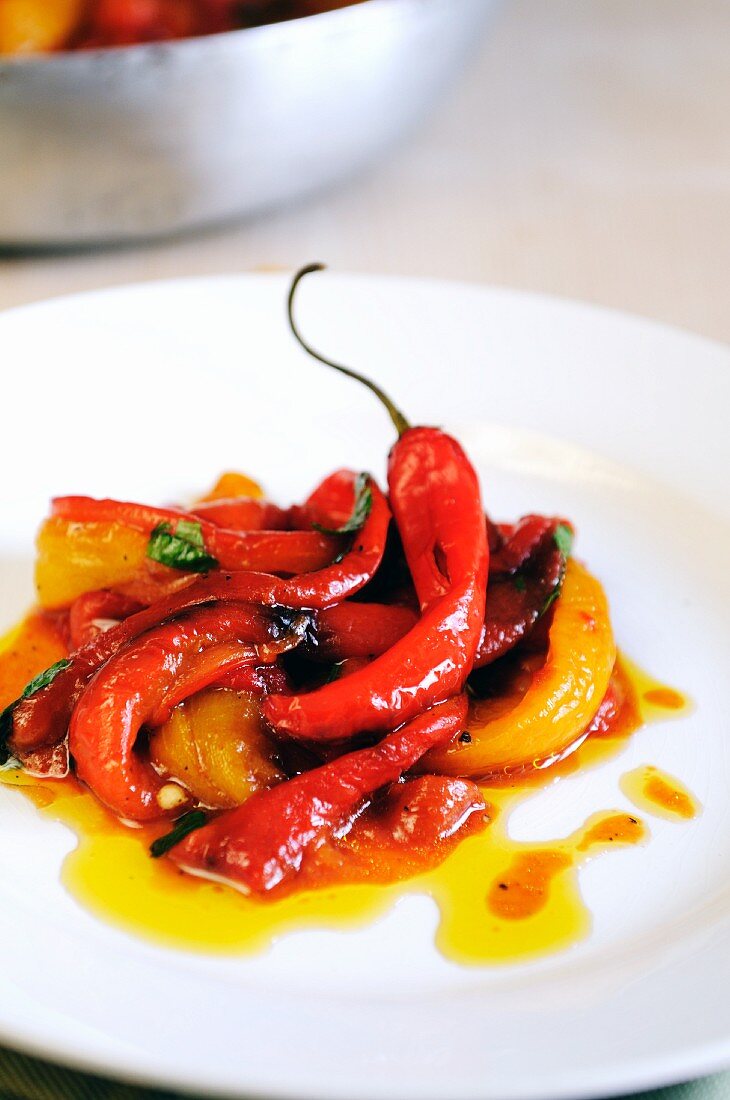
169 695 468 894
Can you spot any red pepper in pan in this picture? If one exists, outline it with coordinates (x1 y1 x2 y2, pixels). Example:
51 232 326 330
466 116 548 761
53 496 341 575
262 265 488 743
69 603 290 822
81 0 237 49
163 695 468 893
8 477 390 759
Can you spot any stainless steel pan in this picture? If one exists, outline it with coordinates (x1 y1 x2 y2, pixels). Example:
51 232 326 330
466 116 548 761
0 0 496 247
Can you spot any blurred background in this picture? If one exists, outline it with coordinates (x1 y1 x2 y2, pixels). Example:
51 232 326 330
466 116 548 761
0 0 728 341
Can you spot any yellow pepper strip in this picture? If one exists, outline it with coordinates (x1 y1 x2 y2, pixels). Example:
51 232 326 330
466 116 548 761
200 471 264 502
424 560 616 779
149 688 285 809
35 517 148 610
0 0 83 55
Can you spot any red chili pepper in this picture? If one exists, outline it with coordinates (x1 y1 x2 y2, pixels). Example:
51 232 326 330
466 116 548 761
310 524 565 669
167 695 467 893
53 497 341 575
264 431 487 743
69 604 284 822
9 478 389 759
69 590 144 650
262 267 488 743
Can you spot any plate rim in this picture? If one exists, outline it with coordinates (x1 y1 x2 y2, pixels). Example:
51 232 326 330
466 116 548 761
1 268 728 362
0 271 728 1100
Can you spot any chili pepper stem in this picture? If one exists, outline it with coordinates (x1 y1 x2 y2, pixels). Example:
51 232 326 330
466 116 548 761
287 264 411 438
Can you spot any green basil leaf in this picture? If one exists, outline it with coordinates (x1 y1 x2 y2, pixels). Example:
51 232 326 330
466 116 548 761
553 523 574 558
150 810 208 858
513 575 527 593
147 521 218 574
174 519 206 548
540 585 562 617
21 659 72 699
313 472 372 536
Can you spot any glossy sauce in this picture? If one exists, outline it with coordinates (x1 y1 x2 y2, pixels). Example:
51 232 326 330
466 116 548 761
0 616 692 964
620 765 700 822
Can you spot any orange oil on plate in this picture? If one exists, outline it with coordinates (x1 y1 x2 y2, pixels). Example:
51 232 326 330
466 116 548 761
620 765 700 822
0 615 694 965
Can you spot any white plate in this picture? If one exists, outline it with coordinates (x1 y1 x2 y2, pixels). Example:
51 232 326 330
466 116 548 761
0 273 728 1100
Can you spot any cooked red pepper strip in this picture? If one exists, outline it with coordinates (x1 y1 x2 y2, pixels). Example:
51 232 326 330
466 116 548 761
69 604 282 822
52 497 341 575
411 513 569 666
168 695 467 894
150 621 305 725
303 518 569 668
147 645 259 728
69 590 144 649
412 514 568 667
308 602 418 661
9 478 389 757
288 469 361 531
215 663 291 696
489 515 570 576
309 528 565 670
313 775 488 881
264 428 488 742
475 529 567 667
192 498 289 532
